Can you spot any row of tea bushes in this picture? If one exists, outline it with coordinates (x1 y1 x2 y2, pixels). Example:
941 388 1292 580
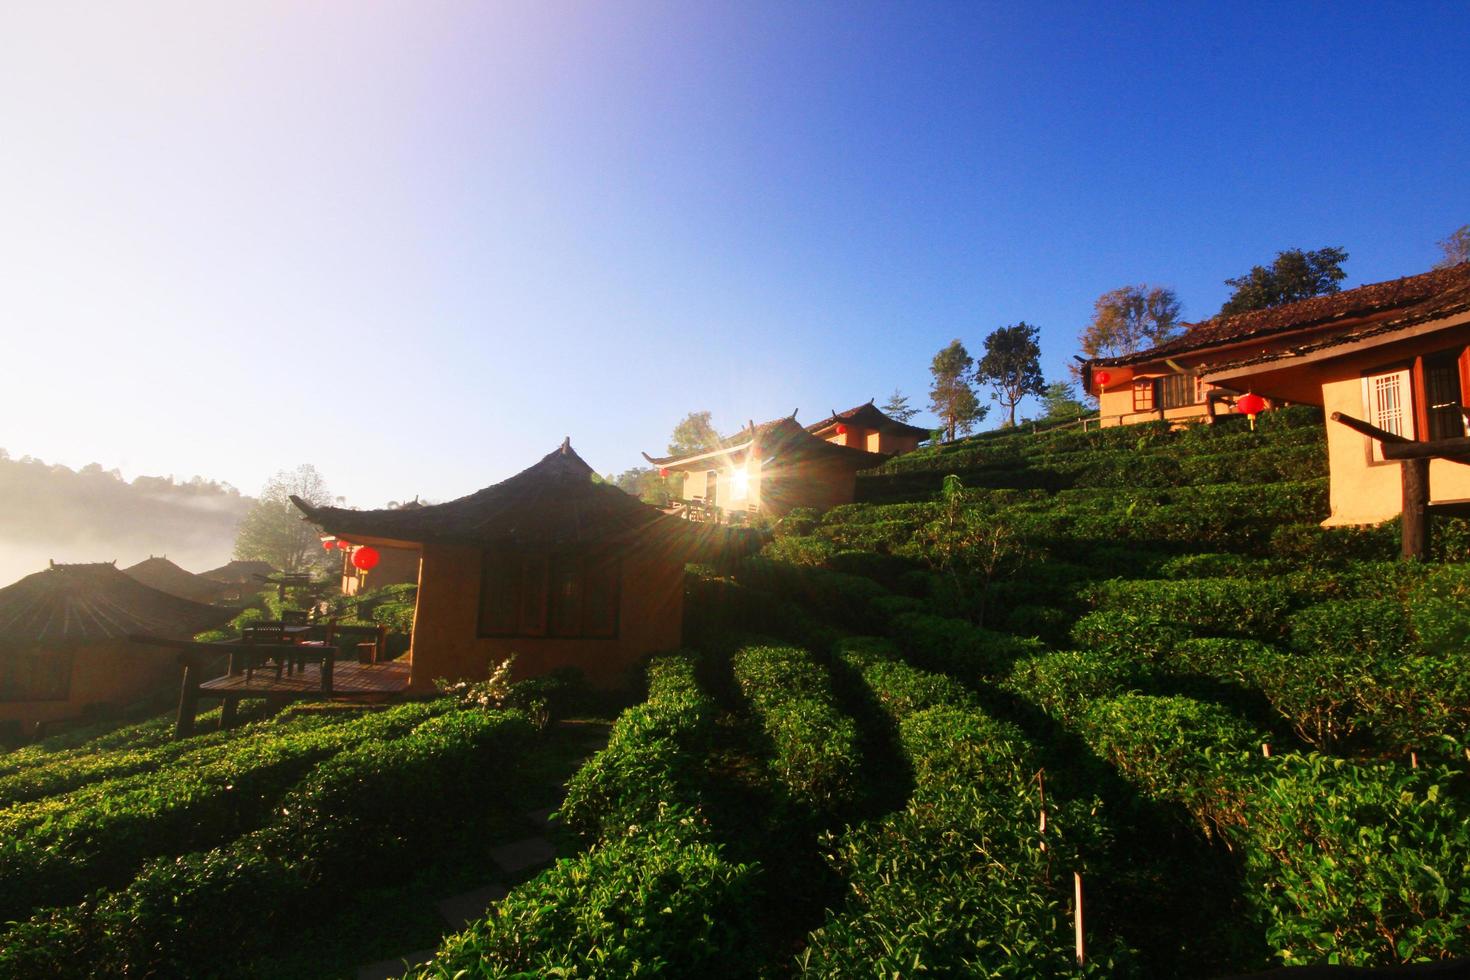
732 644 863 817
0 707 533 978
801 638 1128 976
413 653 765 978
559 652 718 840
0 700 449 923
1002 650 1470 967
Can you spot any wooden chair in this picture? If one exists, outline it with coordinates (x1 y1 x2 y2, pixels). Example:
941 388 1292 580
241 624 287 682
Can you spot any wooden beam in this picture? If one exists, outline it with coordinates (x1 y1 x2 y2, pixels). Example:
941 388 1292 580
1329 411 1413 444
175 660 201 739
1379 439 1470 461
1402 457 1431 561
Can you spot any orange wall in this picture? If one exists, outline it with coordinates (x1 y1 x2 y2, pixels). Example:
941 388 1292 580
407 540 686 692
343 545 421 596
0 641 181 736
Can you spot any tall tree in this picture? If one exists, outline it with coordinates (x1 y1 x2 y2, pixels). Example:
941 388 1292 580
1041 380 1088 420
975 322 1046 427
881 388 920 423
613 466 672 506
1219 246 1348 316
1436 225 1470 269
233 464 333 575
668 411 722 457
1077 285 1183 373
929 340 986 441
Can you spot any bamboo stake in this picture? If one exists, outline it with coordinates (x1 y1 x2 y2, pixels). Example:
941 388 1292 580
1411 751 1419 769
1261 743 1271 758
1074 872 1085 967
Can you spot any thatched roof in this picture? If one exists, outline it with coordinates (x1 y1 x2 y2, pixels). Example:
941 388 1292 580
644 416 889 470
0 562 237 648
806 400 930 440
199 560 277 585
293 439 737 555
122 556 230 604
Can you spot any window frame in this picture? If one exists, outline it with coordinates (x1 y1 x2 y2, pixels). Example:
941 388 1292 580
1360 364 1415 464
1131 379 1156 412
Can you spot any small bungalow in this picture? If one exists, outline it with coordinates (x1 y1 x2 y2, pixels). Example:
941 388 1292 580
1082 265 1470 431
0 561 236 737
1199 263 1470 527
643 403 919 519
291 439 736 691
123 555 233 604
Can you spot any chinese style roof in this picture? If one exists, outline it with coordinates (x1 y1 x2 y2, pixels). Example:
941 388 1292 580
1087 263 1470 372
199 560 278 585
643 415 890 470
0 562 238 648
122 556 231 604
1201 264 1470 378
292 439 738 554
805 400 930 440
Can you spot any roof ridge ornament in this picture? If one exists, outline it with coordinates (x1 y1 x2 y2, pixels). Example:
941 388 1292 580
560 436 571 455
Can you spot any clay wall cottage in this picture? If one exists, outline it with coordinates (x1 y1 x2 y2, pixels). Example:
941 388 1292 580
1082 265 1470 432
0 562 236 737
644 403 923 519
1198 264 1470 527
292 440 737 692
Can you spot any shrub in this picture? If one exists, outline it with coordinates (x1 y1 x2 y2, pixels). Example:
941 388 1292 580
411 810 760 979
1084 577 1295 639
1069 610 1191 663
733 645 863 816
891 611 1044 679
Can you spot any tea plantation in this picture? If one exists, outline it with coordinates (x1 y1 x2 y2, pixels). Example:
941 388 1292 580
4 406 1468 976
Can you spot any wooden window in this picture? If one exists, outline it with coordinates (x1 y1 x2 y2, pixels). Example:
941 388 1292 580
478 550 619 638
1362 367 1414 462
1157 373 1200 409
1131 380 1155 412
1422 350 1466 441
0 650 73 702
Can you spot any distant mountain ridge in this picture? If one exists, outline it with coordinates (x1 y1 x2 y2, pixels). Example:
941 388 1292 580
0 450 253 590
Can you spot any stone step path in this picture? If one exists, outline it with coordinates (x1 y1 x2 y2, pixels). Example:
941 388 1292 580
354 719 611 980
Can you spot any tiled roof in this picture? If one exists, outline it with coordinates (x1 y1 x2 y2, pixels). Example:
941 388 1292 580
295 439 730 552
199 560 277 585
0 562 237 647
122 556 230 604
806 401 930 439
1091 263 1470 368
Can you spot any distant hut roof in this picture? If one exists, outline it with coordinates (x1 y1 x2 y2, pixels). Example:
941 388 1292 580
199 560 278 585
805 400 930 440
0 562 237 648
122 556 229 604
643 415 890 470
292 439 739 555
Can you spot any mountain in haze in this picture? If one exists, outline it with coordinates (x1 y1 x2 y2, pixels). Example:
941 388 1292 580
0 449 253 589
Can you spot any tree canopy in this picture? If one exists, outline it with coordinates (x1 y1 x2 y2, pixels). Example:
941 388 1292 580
1436 225 1470 270
1040 380 1088 420
1219 246 1348 316
1077 285 1183 372
975 323 1045 427
929 339 986 441
881 388 920 423
233 464 334 576
668 411 722 457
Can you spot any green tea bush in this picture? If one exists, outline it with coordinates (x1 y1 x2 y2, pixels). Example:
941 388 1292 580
1069 610 1191 663
1084 577 1295 639
732 645 863 815
1001 649 1151 718
411 810 760 979
890 611 1045 679
560 653 717 840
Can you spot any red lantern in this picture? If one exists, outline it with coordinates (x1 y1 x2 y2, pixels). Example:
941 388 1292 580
1236 393 1266 416
1094 370 1112 388
352 546 380 571
321 539 334 551
835 423 849 435
659 468 670 478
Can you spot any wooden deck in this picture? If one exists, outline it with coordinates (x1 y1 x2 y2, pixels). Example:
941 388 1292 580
200 661 411 696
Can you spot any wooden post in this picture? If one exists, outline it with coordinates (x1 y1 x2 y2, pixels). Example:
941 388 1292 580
175 658 200 739
322 645 335 695
219 697 237 730
1073 871 1085 967
1402 457 1430 560
1261 743 1271 758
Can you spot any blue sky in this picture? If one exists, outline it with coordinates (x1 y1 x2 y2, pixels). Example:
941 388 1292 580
2 2 1467 506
